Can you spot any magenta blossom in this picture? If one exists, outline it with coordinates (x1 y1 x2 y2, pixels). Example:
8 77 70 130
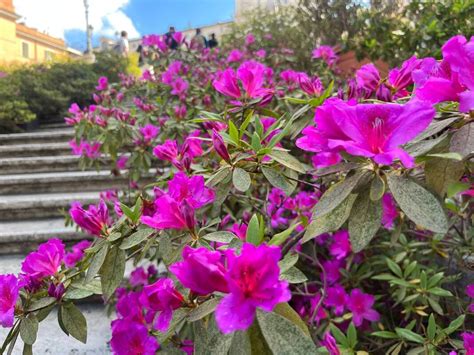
70 199 110 237
382 193 398 229
415 35 474 112
116 155 129 169
215 243 291 334
356 63 380 94
321 332 341 355
300 98 435 168
170 246 229 295
212 129 231 162
245 33 255 46
167 172 215 209
347 289 380 326
462 332 474 355
95 76 108 91
64 240 92 268
139 124 160 144
387 56 421 97
129 267 149 287
329 230 351 260
21 239 65 280
110 319 159 355
0 274 20 328
298 73 324 96
140 278 184 331
312 45 338 67
153 135 202 171
227 49 243 63
467 284 474 313
324 284 348 316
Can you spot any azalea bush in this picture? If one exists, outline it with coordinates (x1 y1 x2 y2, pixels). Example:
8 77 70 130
1 31 473 355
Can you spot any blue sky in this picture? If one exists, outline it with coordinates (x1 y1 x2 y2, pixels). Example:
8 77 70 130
65 0 235 51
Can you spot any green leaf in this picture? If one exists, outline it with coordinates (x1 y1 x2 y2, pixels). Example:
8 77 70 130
22 343 32 355
64 287 94 300
405 133 448 157
280 267 308 284
371 331 398 339
20 315 38 345
246 214 262 245
411 117 458 143
427 314 436 340
119 228 154 250
313 170 372 218
370 174 385 201
268 150 306 173
100 246 126 300
26 297 56 312
59 303 87 344
261 166 296 196
450 122 473 159
85 242 109 283
187 297 221 322
428 287 453 297
256 310 317 354
202 231 237 243
427 152 463 161
193 317 234 355
386 258 403 278
444 315 465 335
447 182 470 198
329 324 349 347
278 253 298 273
387 174 448 233
395 328 425 344
268 223 300 246
251 132 263 152
347 322 357 349
273 303 310 337
207 167 232 187
302 194 357 243
232 167 251 192
425 158 464 197
348 191 382 252
228 120 240 144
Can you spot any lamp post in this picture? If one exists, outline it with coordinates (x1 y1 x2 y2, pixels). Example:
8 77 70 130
83 0 95 62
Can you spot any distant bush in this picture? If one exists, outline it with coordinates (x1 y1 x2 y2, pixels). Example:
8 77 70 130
0 50 128 132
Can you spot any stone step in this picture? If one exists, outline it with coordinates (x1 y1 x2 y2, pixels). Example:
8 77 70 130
38 122 71 130
0 303 111 354
0 218 89 254
0 129 74 146
0 192 101 220
0 155 108 175
0 170 136 194
0 142 71 158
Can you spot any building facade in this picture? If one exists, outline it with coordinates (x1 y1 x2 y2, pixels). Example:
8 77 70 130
0 0 81 65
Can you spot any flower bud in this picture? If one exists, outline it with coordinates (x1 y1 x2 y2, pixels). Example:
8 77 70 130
212 129 231 163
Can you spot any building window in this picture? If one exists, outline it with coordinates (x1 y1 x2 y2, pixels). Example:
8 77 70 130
22 42 29 58
45 51 54 60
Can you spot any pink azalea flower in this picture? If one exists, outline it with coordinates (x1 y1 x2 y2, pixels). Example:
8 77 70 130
415 35 474 112
64 240 92 268
312 45 338 67
69 139 84 155
324 284 348 316
322 259 342 285
227 49 243 63
321 332 341 355
139 278 184 332
167 172 215 209
245 33 255 46
21 239 65 280
298 73 324 96
116 155 129 169
213 68 241 99
70 199 110 237
387 55 421 97
95 76 108 91
170 77 189 97
153 138 201 171
110 319 159 355
347 289 380 326
329 230 352 260
382 193 398 229
212 129 231 162
215 243 291 334
129 267 149 287
255 49 266 58
356 63 380 94
311 152 342 169
141 195 193 230
301 98 435 168
139 124 160 144
0 274 20 328
170 246 229 295
83 141 101 159
230 223 247 240
309 293 327 324
462 332 474 355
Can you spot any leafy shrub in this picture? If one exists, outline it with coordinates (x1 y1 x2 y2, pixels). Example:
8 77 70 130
0 30 473 355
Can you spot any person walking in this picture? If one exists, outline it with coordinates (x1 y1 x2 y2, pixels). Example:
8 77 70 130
208 33 218 49
192 28 207 49
165 26 178 50
116 31 129 57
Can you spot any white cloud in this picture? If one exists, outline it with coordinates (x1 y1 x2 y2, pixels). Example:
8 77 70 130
13 0 140 40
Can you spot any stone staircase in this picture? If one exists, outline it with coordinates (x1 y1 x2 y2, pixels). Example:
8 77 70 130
0 124 116 353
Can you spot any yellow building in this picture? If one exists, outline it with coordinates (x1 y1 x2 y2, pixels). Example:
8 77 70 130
0 0 81 64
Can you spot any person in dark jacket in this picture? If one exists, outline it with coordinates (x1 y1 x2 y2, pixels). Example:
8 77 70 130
165 26 178 50
208 33 218 48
